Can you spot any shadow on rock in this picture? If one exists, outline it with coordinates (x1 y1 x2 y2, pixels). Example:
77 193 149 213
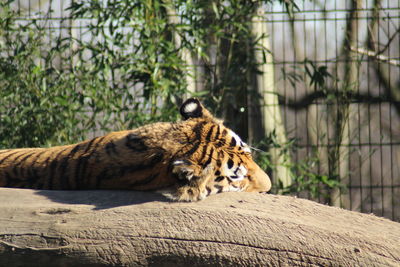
34 189 171 210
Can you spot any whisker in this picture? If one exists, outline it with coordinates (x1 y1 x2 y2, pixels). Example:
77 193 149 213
249 146 266 153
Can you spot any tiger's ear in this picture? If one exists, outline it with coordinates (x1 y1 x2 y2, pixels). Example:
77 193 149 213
180 98 213 120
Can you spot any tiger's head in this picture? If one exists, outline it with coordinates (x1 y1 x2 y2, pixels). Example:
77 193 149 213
168 98 271 201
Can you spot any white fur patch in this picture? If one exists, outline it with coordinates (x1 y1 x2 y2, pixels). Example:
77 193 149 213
172 160 185 165
228 185 242 192
236 165 248 177
230 130 243 146
229 130 252 153
221 163 245 181
221 163 234 175
183 102 198 113
243 146 251 153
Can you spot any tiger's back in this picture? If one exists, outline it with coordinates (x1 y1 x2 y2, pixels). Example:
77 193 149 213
0 98 272 201
0 123 180 190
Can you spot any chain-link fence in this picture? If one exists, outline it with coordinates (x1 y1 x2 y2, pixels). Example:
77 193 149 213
265 1 400 221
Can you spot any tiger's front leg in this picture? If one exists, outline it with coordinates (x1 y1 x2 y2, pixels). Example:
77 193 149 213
169 159 214 201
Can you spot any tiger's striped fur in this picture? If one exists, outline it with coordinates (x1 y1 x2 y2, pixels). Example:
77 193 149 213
0 98 271 201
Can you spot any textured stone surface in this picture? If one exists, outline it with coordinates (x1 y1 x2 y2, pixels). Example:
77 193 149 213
0 188 399 266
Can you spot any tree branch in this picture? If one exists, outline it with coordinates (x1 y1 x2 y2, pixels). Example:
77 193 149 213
350 46 400 66
278 90 400 110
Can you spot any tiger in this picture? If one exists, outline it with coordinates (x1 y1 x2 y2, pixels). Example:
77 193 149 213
0 98 271 201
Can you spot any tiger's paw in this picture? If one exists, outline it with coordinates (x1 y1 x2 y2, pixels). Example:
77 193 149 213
175 185 208 201
160 161 214 201
159 185 207 202
172 160 195 182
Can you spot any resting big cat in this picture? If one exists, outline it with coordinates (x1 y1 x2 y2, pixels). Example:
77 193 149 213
0 98 271 201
